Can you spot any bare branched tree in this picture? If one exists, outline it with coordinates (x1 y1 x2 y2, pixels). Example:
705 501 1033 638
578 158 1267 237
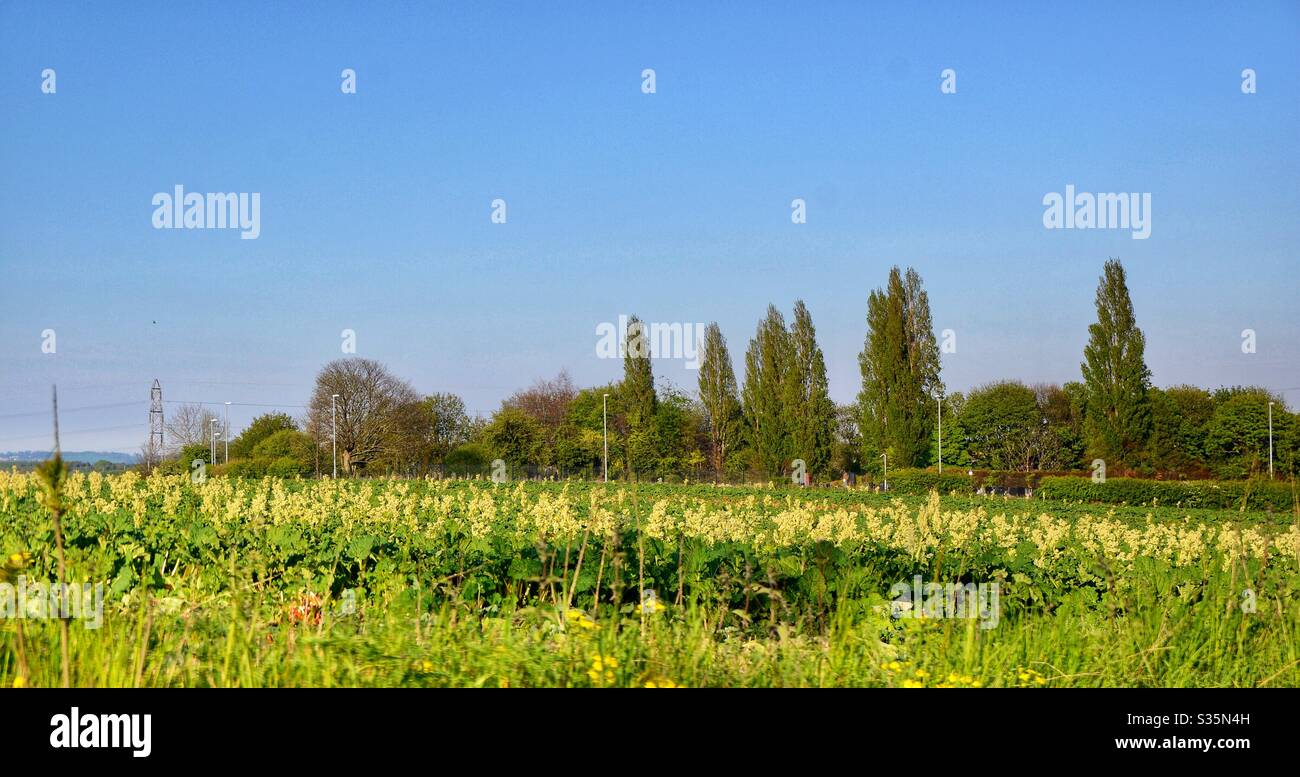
138 437 163 472
502 370 577 431
164 403 220 455
306 358 419 475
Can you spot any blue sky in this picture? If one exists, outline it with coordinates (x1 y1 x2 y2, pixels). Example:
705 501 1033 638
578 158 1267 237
1 1 1297 452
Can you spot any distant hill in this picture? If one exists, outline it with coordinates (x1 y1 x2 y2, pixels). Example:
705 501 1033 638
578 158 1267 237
0 450 137 464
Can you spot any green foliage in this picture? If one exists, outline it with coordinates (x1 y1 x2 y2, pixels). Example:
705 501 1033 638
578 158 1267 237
185 442 212 464
420 393 473 467
266 456 311 478
251 429 314 461
485 408 542 468
445 442 492 475
621 316 657 432
784 300 836 477
564 386 621 476
648 389 703 480
550 425 598 474
1147 386 1213 474
698 322 742 478
869 468 974 495
567 384 618 432
857 267 941 469
743 305 794 477
951 382 1040 470
1205 390 1291 478
229 413 297 460
223 458 268 478
834 403 864 475
1036 475 1297 511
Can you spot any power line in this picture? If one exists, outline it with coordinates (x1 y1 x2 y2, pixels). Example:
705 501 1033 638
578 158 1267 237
162 399 309 409
178 380 303 388
0 423 145 444
0 400 145 420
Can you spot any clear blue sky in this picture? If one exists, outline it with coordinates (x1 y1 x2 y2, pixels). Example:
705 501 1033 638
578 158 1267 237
2 1 1297 453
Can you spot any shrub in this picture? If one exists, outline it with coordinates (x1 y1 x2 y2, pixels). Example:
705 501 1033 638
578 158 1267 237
446 443 492 476
224 459 268 479
252 429 315 461
864 468 974 495
1036 475 1297 511
266 456 311 478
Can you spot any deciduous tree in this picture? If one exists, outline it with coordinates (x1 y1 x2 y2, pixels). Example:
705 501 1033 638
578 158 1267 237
306 358 419 475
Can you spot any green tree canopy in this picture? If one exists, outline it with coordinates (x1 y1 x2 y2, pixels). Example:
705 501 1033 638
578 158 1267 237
251 429 315 463
229 412 298 460
1147 385 1214 474
953 382 1039 470
420 393 472 468
1204 389 1290 478
857 267 942 469
485 407 543 468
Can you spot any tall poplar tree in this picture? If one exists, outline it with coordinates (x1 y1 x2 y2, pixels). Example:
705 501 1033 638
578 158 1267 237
697 322 742 480
783 300 836 477
621 315 657 429
857 267 942 468
1080 259 1152 468
621 315 658 475
742 305 793 477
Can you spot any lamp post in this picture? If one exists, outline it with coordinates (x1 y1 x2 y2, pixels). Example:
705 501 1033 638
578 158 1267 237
209 417 218 464
1268 401 1274 479
881 452 888 493
602 393 610 483
224 401 230 464
331 394 340 479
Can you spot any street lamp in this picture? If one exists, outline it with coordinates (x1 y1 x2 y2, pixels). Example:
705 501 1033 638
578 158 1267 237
880 452 888 493
224 401 231 464
1268 401 1274 479
602 393 610 483
209 417 218 464
331 394 340 479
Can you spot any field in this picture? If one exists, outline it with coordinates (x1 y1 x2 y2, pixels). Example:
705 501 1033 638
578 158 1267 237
2 469 1298 688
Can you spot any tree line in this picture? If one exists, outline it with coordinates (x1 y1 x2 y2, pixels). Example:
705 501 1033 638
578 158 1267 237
150 259 1298 481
